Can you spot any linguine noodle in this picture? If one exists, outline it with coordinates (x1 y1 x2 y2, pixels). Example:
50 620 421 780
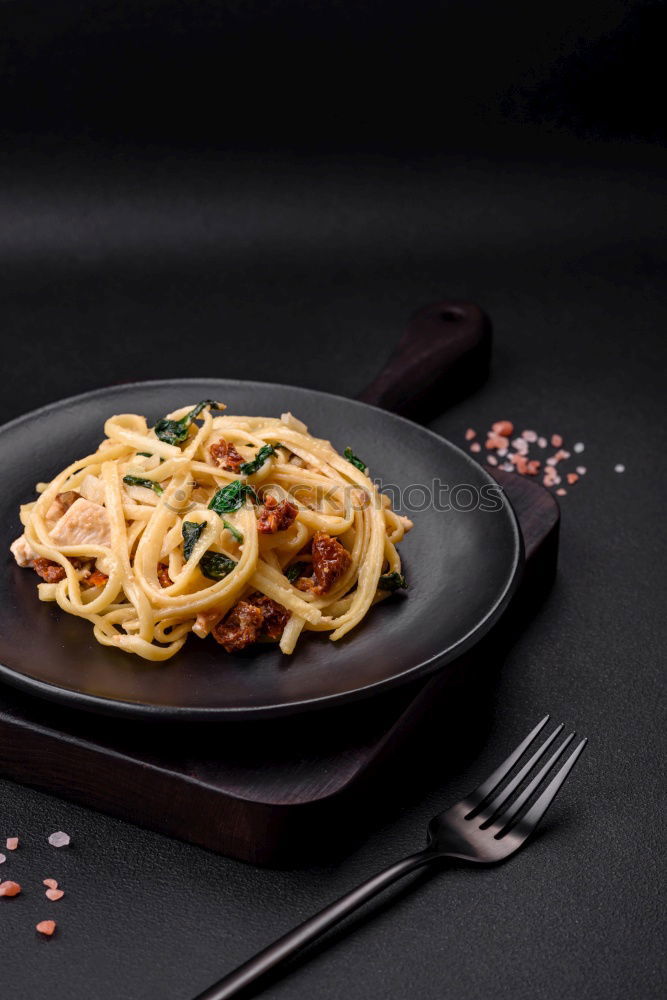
10 402 412 661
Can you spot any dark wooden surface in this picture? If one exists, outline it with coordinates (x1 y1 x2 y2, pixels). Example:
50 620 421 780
359 299 492 420
0 300 559 864
0 469 558 865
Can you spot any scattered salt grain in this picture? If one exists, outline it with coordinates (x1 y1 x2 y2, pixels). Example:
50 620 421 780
48 832 70 848
43 878 58 890
0 880 22 897
466 420 590 498
6 838 18 851
36 920 56 936
614 464 625 473
0 854 5 865
46 888 64 901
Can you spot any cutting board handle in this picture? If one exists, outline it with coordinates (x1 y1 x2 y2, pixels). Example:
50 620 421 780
358 299 492 422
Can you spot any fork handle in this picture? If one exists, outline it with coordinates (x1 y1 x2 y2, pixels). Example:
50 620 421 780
193 848 437 999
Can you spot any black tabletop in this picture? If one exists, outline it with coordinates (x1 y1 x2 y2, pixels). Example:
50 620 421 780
1 3 665 997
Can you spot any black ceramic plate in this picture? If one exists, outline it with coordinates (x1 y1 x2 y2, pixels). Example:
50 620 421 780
0 379 522 720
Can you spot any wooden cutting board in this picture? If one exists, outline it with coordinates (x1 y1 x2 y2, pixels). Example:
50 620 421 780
0 302 559 865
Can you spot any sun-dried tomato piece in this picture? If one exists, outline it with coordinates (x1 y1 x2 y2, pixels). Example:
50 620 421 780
33 558 67 583
257 495 298 534
212 593 290 651
212 600 264 652
248 594 290 639
209 438 244 472
308 532 351 594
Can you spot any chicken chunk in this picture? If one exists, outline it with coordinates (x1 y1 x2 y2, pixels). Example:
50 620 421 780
49 498 111 548
10 534 38 567
45 490 81 529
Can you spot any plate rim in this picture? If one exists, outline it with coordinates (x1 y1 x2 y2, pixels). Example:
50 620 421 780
0 377 524 720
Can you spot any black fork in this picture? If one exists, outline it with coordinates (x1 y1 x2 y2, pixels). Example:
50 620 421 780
193 716 587 1000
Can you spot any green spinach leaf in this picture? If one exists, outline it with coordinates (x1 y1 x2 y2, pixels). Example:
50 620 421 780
154 400 223 446
208 480 258 515
286 561 308 584
182 521 205 560
378 571 407 592
239 443 281 476
122 475 164 496
199 552 237 581
344 447 367 474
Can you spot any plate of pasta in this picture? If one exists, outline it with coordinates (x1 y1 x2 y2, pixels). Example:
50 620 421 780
0 379 521 719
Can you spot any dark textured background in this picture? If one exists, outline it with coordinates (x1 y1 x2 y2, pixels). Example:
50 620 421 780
0 1 665 998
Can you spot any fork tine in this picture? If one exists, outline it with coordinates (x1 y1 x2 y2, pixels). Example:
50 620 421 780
501 737 588 840
466 715 550 813
488 732 575 831
474 723 565 822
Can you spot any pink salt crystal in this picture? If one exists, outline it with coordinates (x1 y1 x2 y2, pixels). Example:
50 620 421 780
522 430 537 442
556 488 567 496
497 448 507 457
6 838 18 851
491 420 514 437
465 428 476 440
551 434 563 447
46 888 64 901
500 462 514 471
470 442 481 453
0 854 5 865
43 878 58 890
576 466 587 475
0 880 22 896
537 437 547 448
546 457 557 466
48 832 70 848
487 455 498 466
512 437 528 452
573 442 585 454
